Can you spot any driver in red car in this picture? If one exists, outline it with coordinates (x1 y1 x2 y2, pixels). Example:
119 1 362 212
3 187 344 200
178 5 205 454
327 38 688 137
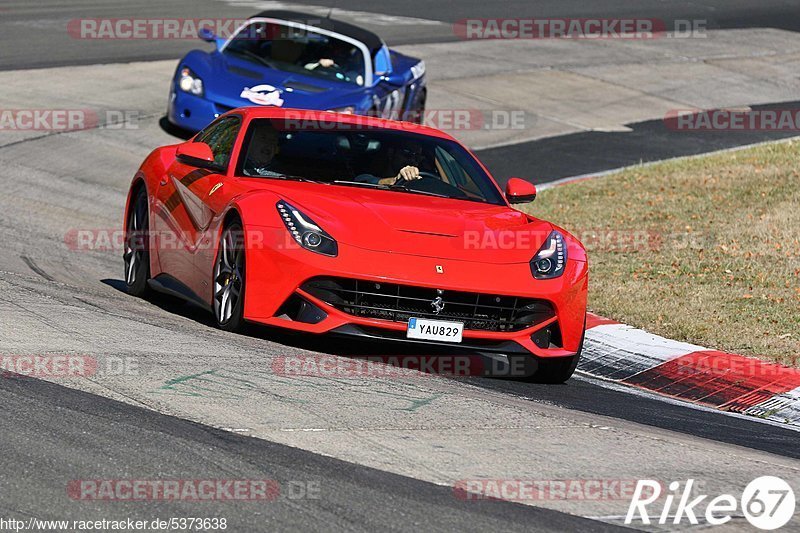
242 124 283 177
243 123 428 186
375 164 421 186
357 141 426 186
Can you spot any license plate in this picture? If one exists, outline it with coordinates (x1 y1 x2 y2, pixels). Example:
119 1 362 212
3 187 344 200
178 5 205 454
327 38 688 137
406 317 464 343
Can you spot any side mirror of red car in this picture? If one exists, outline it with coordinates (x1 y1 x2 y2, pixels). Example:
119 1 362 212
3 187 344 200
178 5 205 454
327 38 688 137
176 142 218 170
505 177 537 204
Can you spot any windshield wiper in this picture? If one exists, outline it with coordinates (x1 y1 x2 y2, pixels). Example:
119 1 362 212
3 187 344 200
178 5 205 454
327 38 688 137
333 180 451 198
275 175 327 183
245 172 326 183
226 48 277 69
332 180 385 188
391 188 451 199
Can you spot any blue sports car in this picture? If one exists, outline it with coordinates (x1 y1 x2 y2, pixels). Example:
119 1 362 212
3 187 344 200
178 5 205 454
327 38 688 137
168 10 428 132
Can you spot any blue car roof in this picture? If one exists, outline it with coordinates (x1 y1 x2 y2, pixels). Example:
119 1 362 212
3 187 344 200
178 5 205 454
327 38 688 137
251 10 385 54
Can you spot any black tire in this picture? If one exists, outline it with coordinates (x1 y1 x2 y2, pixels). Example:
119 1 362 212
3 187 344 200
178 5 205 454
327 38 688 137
123 187 151 297
530 325 586 384
213 221 246 332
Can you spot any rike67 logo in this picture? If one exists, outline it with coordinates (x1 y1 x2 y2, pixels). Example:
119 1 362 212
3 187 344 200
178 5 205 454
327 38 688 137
627 477 796 530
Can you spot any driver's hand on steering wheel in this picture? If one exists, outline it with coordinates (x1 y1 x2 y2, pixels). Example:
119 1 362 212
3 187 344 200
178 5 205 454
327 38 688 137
395 165 421 183
319 58 336 68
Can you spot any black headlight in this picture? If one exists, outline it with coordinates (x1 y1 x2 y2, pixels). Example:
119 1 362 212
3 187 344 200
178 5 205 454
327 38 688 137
276 201 338 257
530 230 567 279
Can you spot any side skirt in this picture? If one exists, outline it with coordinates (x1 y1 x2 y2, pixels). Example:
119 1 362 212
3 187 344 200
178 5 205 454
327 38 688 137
147 274 212 312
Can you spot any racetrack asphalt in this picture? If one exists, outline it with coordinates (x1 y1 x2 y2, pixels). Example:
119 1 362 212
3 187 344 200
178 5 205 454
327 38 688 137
3 1 800 531
0 372 623 532
5 0 800 70
479 101 800 187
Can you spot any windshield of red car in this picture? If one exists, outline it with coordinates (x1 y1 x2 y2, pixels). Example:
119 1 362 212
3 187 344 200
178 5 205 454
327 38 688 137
236 119 506 205
223 22 366 86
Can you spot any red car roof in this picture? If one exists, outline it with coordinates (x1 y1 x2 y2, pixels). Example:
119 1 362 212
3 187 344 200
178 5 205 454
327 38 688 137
231 107 459 142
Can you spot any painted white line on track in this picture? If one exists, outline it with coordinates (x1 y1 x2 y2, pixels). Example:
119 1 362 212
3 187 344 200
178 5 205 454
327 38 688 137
745 386 800 425
581 324 704 381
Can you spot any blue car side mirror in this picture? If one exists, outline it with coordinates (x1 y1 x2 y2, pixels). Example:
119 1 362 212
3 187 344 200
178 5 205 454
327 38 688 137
198 27 226 51
198 27 216 42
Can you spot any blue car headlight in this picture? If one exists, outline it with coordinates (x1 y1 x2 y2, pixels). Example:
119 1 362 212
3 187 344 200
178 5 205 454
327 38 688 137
530 230 567 279
178 66 204 97
276 201 338 257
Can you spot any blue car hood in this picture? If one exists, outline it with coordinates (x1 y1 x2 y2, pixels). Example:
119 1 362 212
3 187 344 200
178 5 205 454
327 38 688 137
202 53 363 111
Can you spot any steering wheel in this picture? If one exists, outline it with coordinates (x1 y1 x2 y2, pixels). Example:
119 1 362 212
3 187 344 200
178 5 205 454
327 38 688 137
315 59 346 72
394 171 469 199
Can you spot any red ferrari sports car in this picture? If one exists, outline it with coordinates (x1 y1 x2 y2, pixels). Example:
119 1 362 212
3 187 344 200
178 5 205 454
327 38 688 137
124 108 588 382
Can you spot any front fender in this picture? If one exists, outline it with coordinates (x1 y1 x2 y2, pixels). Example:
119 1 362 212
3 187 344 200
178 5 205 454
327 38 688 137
193 189 286 305
231 190 285 229
175 50 215 80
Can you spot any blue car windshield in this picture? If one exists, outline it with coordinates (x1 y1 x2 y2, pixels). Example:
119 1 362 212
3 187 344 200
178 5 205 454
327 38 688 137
236 118 506 205
223 22 366 86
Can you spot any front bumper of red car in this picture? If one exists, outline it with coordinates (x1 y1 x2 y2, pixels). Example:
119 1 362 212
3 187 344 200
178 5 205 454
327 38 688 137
240 225 588 358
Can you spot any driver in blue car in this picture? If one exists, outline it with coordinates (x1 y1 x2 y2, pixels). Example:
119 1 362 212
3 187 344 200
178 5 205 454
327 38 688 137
304 40 361 73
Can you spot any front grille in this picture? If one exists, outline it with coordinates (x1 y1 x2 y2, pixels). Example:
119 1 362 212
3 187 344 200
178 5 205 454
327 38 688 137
301 277 554 332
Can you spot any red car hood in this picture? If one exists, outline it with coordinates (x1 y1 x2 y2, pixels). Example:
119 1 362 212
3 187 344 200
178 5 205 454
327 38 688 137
258 182 551 264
